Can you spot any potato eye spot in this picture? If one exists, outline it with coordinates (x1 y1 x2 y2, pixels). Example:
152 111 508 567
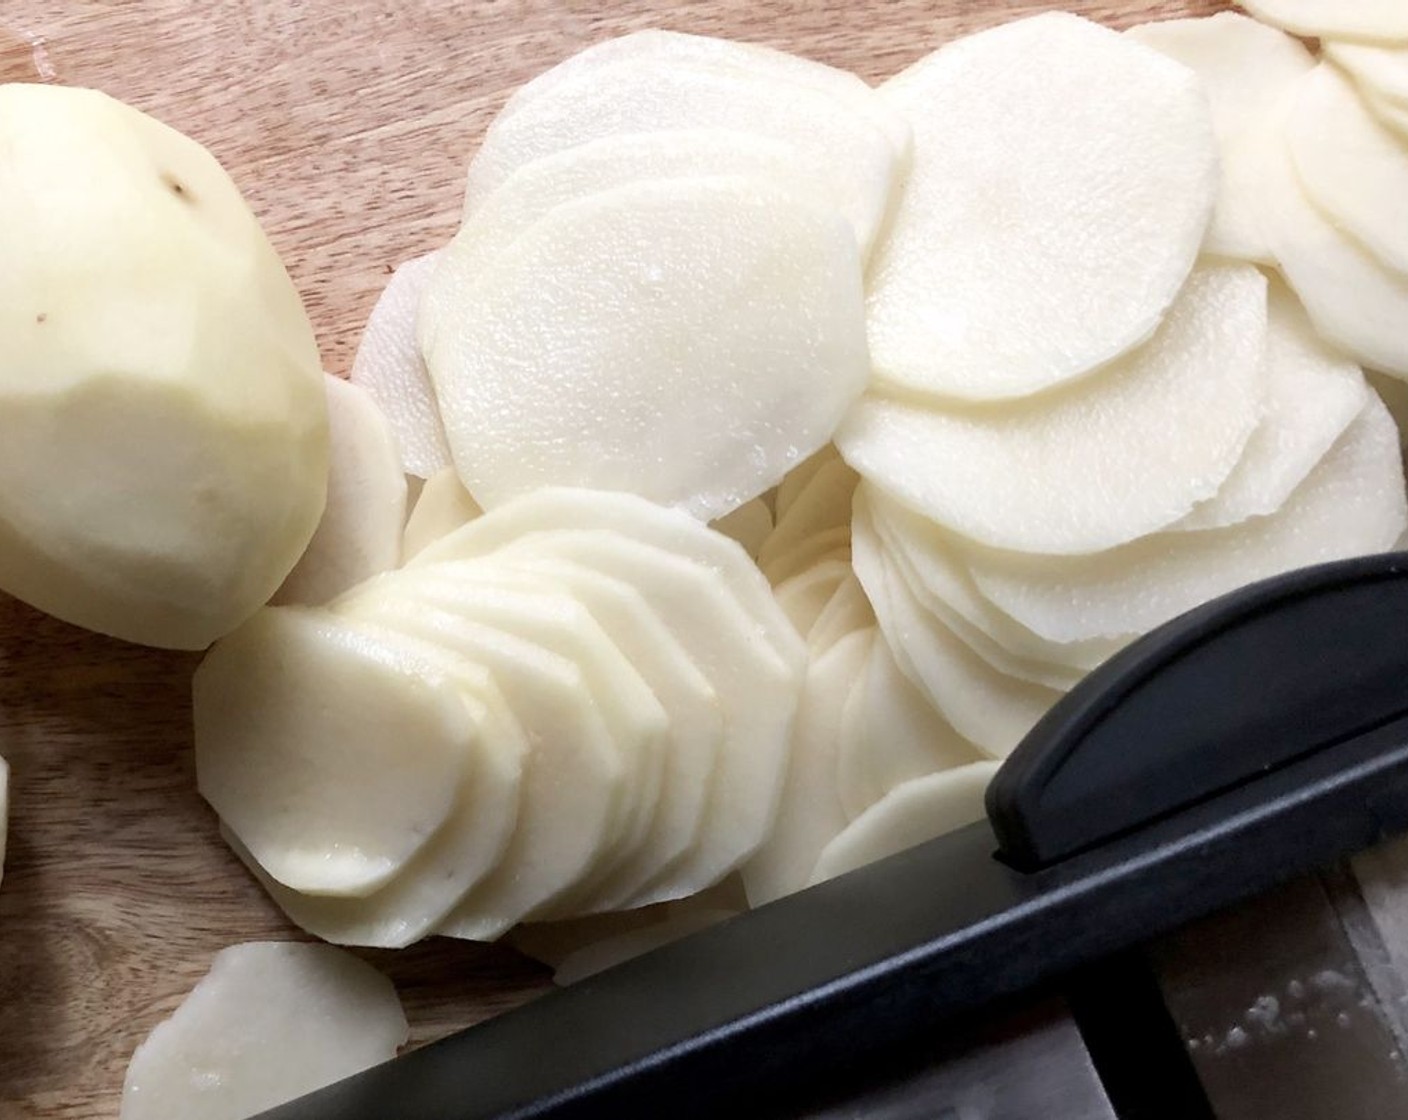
161 171 194 202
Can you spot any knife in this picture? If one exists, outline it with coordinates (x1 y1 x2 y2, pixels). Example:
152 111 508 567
255 551 1408 1120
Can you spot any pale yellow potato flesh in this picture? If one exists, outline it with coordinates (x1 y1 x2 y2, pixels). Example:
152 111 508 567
773 559 854 638
1239 0 1408 43
710 498 774 560
401 465 483 561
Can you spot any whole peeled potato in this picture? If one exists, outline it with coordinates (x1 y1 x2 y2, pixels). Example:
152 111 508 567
0 84 328 649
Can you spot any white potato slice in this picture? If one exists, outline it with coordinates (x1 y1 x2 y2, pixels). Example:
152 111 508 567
1324 41 1408 106
494 30 910 160
425 177 867 521
742 629 872 906
275 376 406 606
1363 83 1408 141
868 12 1216 400
468 554 722 911
223 620 525 948
756 457 858 574
970 399 1408 644
837 637 985 821
481 531 800 898
1238 0 1408 43
1127 13 1313 262
859 484 1120 674
773 558 853 639
775 445 842 522
1178 279 1370 530
194 608 473 897
120 942 406 1120
1261 115 1408 377
761 527 852 586
401 465 482 561
383 571 668 917
1287 65 1408 276
348 251 451 478
554 907 738 987
0 755 7 887
462 56 902 255
855 529 1062 758
809 762 1000 886
806 573 875 655
711 498 773 559
841 263 1268 554
335 590 624 938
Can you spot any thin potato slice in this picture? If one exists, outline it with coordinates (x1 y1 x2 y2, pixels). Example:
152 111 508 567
809 762 1000 886
425 178 866 521
869 12 1216 400
710 497 773 559
120 942 407 1120
1127 13 1313 262
806 573 875 655
773 558 853 638
194 608 473 897
969 399 1408 644
275 376 407 606
1238 0 1408 43
401 466 482 561
742 629 872 906
1324 41 1408 106
348 251 451 478
761 527 851 586
1364 83 1408 141
840 263 1268 554
756 457 857 573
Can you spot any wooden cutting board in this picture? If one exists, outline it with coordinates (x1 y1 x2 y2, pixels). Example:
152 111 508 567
0 1 1226 1115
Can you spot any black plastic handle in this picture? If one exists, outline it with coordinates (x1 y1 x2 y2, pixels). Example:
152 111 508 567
988 552 1408 870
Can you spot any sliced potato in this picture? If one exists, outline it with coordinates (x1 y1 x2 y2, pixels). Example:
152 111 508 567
401 465 482 561
1126 13 1313 262
348 251 451 478
761 526 851 586
336 591 625 938
1363 83 1408 141
1287 65 1408 276
462 53 903 255
1324 41 1408 107
805 573 875 654
852 513 1063 757
710 497 773 559
840 263 1268 554
775 444 842 521
742 629 872 906
194 608 474 897
275 376 406 606
809 762 1000 886
1238 0 1408 43
223 620 525 948
1177 278 1369 530
868 12 1215 400
424 177 866 521
773 558 853 638
837 638 985 821
969 399 1408 644
120 942 406 1120
1261 111 1408 377
756 457 857 573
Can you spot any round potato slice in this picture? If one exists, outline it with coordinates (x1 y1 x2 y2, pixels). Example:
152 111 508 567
224 620 525 948
805 573 875 655
868 12 1216 400
348 251 451 479
1287 65 1408 276
424 177 866 521
1176 279 1369 531
969 399 1408 644
1238 0 1408 43
837 637 985 821
742 629 873 907
761 527 852 586
193 608 474 897
1126 13 1313 263
840 262 1268 554
773 558 854 639
809 762 1000 887
401 465 482 561
756 456 858 575
1364 83 1408 142
1324 41 1408 106
462 55 902 255
120 942 407 1120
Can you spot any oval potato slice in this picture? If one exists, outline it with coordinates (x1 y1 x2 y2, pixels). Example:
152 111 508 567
1323 41 1408 107
1238 0 1408 44
401 465 482 561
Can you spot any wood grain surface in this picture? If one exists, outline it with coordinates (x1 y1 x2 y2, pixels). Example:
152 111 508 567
0 2 1226 1115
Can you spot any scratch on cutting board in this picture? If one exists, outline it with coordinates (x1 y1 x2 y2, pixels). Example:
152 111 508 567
1 26 58 81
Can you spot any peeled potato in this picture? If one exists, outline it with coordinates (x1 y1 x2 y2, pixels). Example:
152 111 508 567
809 762 1000 887
968 399 1408 644
1177 279 1369 530
1238 0 1408 43
773 558 853 638
348 251 452 478
194 608 475 897
762 527 851 586
120 942 407 1120
806 573 875 655
742 629 872 907
837 638 985 821
401 466 482 561
868 12 1216 400
0 84 327 649
1127 13 1313 263
424 177 866 521
1364 83 1408 141
756 456 857 575
462 50 903 255
275 376 407 606
840 262 1268 554
1287 65 1408 276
